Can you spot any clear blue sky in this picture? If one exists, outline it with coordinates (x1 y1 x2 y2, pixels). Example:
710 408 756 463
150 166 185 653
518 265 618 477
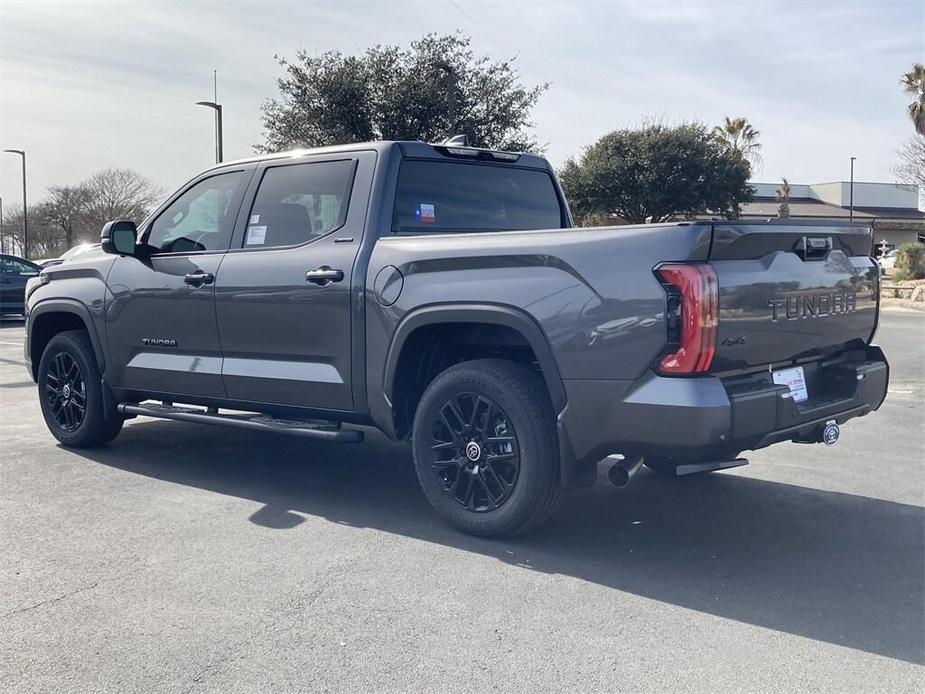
1 0 922 205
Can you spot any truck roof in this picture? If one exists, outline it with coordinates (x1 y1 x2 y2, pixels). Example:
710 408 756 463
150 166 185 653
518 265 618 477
207 141 552 173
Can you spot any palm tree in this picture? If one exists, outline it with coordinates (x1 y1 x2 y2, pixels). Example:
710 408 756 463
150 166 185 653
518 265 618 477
713 116 762 168
901 63 925 135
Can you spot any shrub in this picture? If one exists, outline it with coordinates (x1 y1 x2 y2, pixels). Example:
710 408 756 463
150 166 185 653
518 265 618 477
894 242 925 280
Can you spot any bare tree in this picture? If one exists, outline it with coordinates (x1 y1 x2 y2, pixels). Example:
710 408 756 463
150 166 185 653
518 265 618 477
895 135 925 187
1 168 163 258
81 168 163 232
0 204 24 255
41 185 94 249
2 204 66 258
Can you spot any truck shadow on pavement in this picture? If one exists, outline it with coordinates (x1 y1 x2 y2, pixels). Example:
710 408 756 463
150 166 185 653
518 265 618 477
75 419 924 665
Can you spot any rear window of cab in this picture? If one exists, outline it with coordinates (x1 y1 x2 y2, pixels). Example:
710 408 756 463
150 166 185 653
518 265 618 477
392 160 565 234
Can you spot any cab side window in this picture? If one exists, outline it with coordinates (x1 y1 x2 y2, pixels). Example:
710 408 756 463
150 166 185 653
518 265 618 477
243 160 355 249
146 171 245 253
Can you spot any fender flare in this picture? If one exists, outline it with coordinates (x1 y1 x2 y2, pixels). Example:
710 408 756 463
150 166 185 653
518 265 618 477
27 299 106 376
383 303 567 414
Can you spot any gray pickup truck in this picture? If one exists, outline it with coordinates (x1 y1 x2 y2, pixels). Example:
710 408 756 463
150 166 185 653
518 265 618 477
24 140 889 536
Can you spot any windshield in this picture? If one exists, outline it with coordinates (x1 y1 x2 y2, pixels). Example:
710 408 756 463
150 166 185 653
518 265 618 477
392 160 565 234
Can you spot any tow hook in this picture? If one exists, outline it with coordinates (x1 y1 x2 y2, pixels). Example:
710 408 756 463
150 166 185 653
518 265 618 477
607 455 644 488
794 420 843 446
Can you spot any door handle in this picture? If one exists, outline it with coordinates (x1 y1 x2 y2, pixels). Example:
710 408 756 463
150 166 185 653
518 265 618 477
305 267 344 286
184 271 214 287
0 278 12 284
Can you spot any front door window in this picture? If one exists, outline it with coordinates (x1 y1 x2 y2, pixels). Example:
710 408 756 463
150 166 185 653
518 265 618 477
145 172 246 253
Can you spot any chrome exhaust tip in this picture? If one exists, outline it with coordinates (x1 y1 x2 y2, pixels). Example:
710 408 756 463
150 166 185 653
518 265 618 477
607 455 644 488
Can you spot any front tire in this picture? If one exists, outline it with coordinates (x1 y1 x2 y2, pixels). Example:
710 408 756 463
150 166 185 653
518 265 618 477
38 330 123 448
411 359 563 538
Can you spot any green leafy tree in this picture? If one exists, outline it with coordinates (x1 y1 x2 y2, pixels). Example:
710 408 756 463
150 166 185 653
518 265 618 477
902 63 925 135
893 242 925 281
258 33 548 152
560 122 753 225
712 116 762 167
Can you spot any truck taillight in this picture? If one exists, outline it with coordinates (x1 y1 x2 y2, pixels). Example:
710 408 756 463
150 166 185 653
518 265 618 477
655 264 718 375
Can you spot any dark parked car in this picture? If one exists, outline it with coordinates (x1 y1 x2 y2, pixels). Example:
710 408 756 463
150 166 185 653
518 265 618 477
0 254 41 317
23 140 889 537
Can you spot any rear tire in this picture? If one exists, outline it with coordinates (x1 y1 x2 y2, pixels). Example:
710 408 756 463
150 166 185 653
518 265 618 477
411 359 563 538
38 330 123 448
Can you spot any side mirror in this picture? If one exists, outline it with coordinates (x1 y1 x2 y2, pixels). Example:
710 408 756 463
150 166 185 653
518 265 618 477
101 220 138 256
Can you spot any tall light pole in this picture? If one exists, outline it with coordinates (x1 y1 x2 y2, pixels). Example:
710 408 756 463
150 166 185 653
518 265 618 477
4 149 27 258
196 101 223 164
197 73 222 165
849 156 856 222
196 68 223 163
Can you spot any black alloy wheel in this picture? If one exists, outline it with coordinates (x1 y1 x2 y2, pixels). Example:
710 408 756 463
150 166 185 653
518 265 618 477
430 392 520 512
411 359 563 537
44 351 87 432
37 330 123 448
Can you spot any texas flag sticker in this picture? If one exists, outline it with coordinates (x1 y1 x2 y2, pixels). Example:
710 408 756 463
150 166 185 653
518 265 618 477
416 203 435 224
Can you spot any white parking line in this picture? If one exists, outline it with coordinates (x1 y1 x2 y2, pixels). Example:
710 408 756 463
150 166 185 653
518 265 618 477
0 341 23 346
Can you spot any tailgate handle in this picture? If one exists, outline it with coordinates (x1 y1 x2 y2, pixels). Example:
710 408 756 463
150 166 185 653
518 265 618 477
794 236 832 260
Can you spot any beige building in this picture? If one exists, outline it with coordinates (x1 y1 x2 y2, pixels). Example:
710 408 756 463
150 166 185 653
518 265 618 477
744 181 924 256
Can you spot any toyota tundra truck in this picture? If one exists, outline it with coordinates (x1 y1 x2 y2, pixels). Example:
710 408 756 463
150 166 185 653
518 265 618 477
23 140 889 537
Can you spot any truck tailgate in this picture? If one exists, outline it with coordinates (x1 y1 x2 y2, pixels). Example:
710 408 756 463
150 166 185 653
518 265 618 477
708 223 878 372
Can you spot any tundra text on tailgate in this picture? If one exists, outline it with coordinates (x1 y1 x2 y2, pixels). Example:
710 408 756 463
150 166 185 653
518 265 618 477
24 140 889 537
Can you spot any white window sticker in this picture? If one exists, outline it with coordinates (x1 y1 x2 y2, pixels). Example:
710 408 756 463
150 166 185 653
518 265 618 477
245 225 267 246
249 214 260 224
772 366 808 403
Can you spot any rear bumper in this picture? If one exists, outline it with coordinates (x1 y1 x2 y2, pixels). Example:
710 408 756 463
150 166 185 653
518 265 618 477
559 345 889 472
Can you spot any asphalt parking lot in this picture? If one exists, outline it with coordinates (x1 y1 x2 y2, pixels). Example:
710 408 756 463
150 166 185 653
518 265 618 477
0 310 922 693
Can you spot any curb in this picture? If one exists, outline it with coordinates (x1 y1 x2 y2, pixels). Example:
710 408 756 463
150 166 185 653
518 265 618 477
881 300 925 313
